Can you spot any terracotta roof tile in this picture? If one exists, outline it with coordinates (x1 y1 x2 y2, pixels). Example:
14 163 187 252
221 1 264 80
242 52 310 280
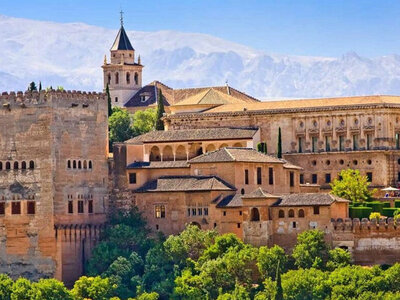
241 187 280 199
126 128 258 143
135 176 235 192
127 161 189 169
273 193 349 207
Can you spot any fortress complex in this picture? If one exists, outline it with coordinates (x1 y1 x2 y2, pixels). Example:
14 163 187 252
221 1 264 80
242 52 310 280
2 19 400 284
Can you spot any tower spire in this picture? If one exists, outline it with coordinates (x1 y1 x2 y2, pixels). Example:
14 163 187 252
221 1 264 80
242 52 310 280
120 10 124 27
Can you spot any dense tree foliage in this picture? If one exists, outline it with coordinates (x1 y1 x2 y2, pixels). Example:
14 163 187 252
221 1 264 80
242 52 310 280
330 169 375 203
131 109 157 136
155 89 165 131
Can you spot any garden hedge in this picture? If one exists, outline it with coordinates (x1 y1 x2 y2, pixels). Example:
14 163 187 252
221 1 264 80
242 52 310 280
350 207 373 219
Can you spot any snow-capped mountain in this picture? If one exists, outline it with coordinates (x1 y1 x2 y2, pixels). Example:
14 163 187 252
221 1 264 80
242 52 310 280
1 14 400 99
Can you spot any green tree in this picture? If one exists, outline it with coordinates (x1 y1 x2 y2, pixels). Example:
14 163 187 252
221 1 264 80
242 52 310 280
109 107 134 144
11 278 32 300
56 86 64 91
0 274 13 300
30 279 72 300
155 89 165 130
292 230 328 269
326 248 351 271
71 276 116 300
257 245 288 280
39 81 42 91
106 84 113 117
132 108 157 136
257 142 267 154
369 212 381 222
28 82 37 91
277 127 282 158
200 233 244 262
275 261 283 300
330 169 375 203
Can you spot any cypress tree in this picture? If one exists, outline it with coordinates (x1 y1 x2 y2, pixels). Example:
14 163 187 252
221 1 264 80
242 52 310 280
28 82 37 91
106 84 113 117
277 127 282 158
275 261 283 300
155 89 165 130
257 142 268 154
39 81 42 91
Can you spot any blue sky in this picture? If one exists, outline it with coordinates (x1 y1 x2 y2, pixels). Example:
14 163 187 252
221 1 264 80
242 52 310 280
1 0 400 57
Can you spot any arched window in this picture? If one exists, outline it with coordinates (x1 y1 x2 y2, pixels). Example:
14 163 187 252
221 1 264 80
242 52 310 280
175 145 186 161
107 73 111 85
14 161 19 170
83 160 87 169
278 209 285 218
67 160 71 169
150 146 161 161
205 144 216 153
298 209 305 218
241 188 245 195
250 207 260 221
88 161 93 169
126 72 130 84
21 161 26 170
29 161 34 169
289 209 294 218
6 162 11 170
163 146 174 161
115 72 119 84
78 161 82 169
73 160 77 169
134 72 138 85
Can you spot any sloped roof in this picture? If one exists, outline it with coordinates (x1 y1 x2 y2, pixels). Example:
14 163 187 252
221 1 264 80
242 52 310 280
111 26 134 51
175 88 249 106
135 176 235 192
126 128 258 144
273 193 349 207
127 161 189 169
189 147 284 164
124 81 259 108
215 194 243 208
198 95 400 114
241 187 280 199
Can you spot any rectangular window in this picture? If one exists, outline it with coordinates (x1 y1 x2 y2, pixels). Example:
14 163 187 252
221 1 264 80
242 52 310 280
198 208 202 216
269 168 274 185
192 208 196 216
187 208 191 216
367 172 373 182
396 133 400 150
155 205 166 219
129 173 137 184
313 206 320 215
366 134 372 150
244 169 249 185
204 207 208 216
27 201 35 215
11 202 21 215
298 137 304 153
257 167 262 185
0 202 5 215
88 200 93 214
115 97 118 103
312 174 318 184
223 211 226 216
292 221 297 229
312 137 318 153
398 172 400 182
353 134 359 150
325 173 331 183
339 136 345 151
290 172 294 187
237 223 241 228
325 136 331 152
68 200 73 214
78 200 84 214
300 174 304 184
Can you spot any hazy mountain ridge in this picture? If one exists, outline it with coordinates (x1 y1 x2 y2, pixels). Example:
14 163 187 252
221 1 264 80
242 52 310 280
1 14 400 99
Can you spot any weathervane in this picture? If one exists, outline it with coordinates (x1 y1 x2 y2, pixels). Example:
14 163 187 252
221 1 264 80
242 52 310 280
120 10 124 27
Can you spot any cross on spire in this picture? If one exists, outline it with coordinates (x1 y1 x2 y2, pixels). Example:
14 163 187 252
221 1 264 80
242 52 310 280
120 10 124 27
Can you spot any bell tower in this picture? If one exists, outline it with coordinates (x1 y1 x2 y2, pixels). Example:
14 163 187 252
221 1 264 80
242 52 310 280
102 11 143 107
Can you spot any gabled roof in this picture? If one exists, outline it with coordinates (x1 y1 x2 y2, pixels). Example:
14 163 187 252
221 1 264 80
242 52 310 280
273 193 349 207
135 176 235 192
126 128 258 144
127 161 189 169
174 88 249 106
214 194 243 208
111 26 134 51
241 187 280 199
189 147 284 164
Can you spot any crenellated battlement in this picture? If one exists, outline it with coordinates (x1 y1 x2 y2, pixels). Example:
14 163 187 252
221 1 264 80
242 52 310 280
332 217 400 233
0 90 106 109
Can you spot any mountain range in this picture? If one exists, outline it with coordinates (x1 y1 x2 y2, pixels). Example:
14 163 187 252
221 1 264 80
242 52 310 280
1 14 400 99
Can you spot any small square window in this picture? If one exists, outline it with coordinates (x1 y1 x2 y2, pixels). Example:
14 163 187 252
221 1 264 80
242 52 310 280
237 223 241 228
12 202 21 215
155 205 166 219
27 201 35 215
0 202 5 215
223 211 226 216
313 206 320 215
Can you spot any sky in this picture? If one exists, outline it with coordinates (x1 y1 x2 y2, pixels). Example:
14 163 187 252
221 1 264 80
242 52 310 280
1 0 400 57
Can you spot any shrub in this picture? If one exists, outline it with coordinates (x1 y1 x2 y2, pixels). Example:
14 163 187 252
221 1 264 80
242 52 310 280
395 200 400 208
382 202 391 208
365 201 384 213
349 207 372 219
369 212 381 222
382 208 399 217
